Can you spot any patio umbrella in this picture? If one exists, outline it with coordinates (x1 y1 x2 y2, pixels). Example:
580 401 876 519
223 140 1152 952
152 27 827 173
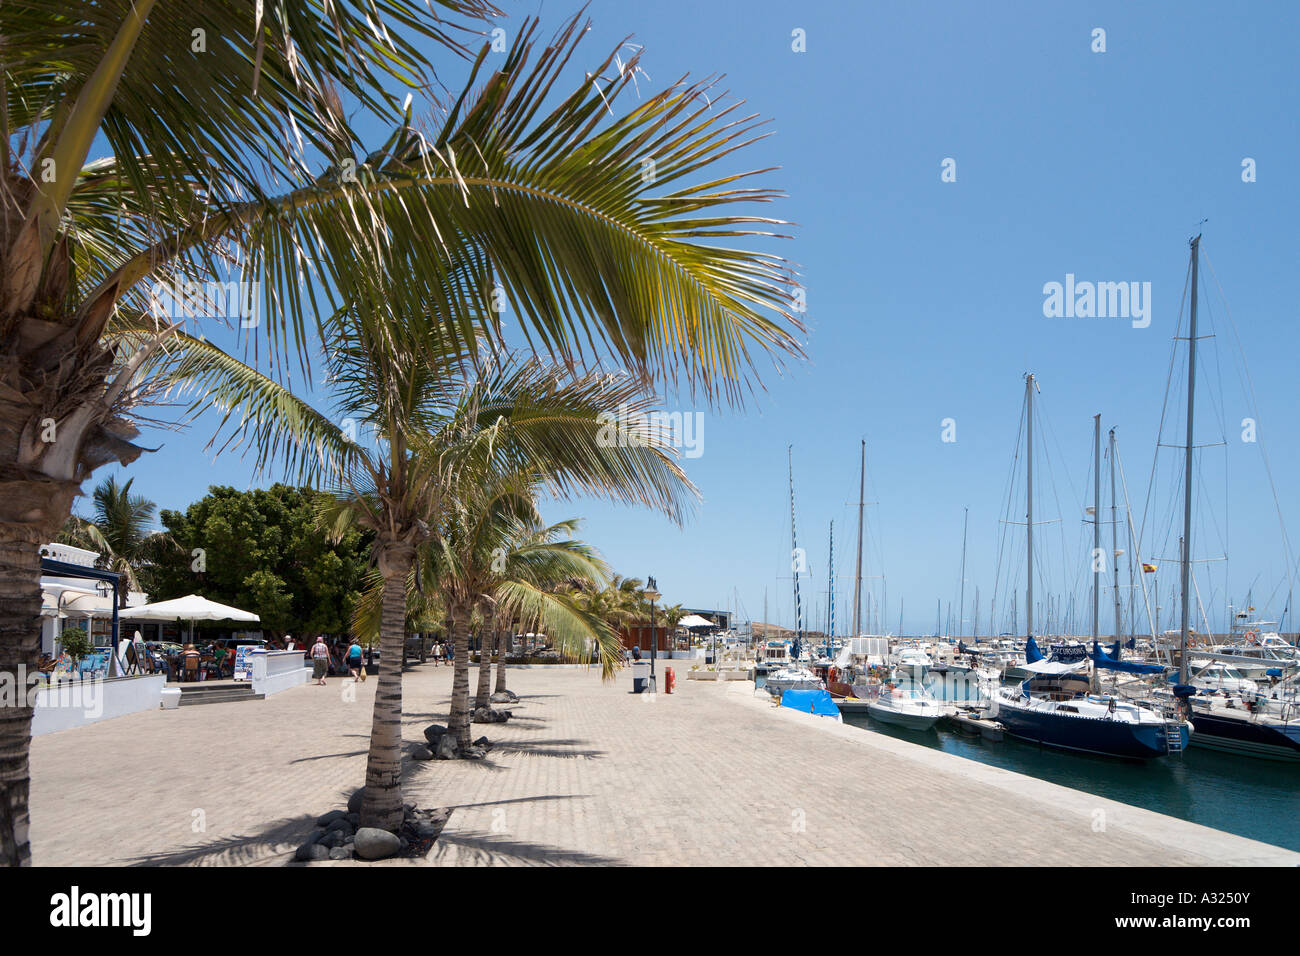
124 594 259 643
678 614 717 630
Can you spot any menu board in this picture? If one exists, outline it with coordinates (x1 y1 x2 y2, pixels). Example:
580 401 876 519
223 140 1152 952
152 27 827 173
234 644 258 681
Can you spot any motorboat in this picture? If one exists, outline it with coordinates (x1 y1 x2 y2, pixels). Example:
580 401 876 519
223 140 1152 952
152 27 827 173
764 664 822 696
865 671 947 730
1206 621 1300 676
1188 659 1258 697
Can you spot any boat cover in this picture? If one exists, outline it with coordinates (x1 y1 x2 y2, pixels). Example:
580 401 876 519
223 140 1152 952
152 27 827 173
1021 658 1088 675
1025 636 1045 663
780 688 840 717
1091 641 1165 675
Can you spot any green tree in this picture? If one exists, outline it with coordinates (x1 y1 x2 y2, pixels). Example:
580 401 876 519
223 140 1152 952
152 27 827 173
146 485 371 638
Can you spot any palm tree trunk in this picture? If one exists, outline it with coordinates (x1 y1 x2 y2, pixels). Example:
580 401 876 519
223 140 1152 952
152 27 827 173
494 630 509 695
0 531 44 867
359 546 414 832
475 627 494 709
446 607 473 749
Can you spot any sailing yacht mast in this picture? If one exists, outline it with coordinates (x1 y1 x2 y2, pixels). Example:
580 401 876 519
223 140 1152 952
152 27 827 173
958 507 968 639
1093 414 1101 644
789 446 804 646
1110 428 1123 642
1026 374 1036 640
852 440 865 637
827 521 836 640
1178 236 1201 686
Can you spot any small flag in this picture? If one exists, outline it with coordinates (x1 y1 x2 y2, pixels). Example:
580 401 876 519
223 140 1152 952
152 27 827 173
1142 563 1157 573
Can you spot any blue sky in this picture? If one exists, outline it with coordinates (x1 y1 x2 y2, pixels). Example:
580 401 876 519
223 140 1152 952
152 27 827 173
101 0 1300 636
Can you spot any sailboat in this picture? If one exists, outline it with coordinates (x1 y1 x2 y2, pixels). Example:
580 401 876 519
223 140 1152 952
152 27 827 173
1154 237 1300 760
989 377 1192 759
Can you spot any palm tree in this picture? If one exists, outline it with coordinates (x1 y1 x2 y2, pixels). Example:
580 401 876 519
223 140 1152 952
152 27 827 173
265 326 696 827
58 475 160 604
419 373 693 750
2 5 802 865
661 603 686 648
434 476 618 725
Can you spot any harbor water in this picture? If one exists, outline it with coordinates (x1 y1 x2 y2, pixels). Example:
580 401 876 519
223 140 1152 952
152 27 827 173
841 709 1300 852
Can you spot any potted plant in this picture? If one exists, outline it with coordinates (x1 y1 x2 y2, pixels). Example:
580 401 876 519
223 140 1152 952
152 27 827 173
59 626 93 677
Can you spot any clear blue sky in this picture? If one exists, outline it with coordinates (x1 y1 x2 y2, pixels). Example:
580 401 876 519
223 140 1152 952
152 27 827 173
100 0 1300 636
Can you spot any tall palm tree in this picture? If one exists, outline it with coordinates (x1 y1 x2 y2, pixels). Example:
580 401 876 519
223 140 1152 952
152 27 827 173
484 520 615 704
2 5 802 865
58 475 160 603
433 474 618 728
421 375 692 750
264 326 696 828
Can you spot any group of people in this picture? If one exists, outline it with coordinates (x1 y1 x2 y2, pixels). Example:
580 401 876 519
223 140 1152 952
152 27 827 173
309 636 371 685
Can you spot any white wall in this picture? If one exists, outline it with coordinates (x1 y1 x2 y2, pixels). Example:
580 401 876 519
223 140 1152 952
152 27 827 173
32 674 165 736
250 650 309 696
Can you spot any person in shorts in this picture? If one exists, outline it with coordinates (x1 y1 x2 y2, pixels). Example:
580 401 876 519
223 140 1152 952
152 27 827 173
347 639 365 682
311 636 331 685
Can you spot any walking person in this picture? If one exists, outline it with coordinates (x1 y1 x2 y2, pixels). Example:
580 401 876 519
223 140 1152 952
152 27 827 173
310 635 332 686
347 638 365 682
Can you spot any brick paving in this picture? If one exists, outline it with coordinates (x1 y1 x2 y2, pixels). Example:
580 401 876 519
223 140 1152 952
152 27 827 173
27 665 1299 866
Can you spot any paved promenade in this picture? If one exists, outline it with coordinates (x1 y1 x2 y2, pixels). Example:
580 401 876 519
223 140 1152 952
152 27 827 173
27 665 1299 866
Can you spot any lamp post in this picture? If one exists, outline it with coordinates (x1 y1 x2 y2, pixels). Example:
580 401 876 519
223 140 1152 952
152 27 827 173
644 577 661 692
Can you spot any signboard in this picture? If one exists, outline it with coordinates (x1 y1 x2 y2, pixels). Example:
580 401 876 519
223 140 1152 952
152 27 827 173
1049 643 1088 664
234 644 258 682
52 650 110 681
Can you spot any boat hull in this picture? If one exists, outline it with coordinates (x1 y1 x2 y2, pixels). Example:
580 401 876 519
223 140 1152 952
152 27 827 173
994 700 1184 759
1189 710 1300 761
865 701 941 730
831 697 873 714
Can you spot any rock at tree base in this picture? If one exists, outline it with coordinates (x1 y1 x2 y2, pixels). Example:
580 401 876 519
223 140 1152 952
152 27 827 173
435 734 460 759
316 829 346 849
300 806 453 861
295 842 330 862
346 790 365 814
472 736 492 749
411 745 434 760
422 724 448 745
471 706 511 724
316 809 347 827
354 827 402 860
463 746 487 759
490 691 518 703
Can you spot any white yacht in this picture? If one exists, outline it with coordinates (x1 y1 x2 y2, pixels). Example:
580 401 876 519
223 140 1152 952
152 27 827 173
1206 621 1300 676
764 664 822 696
1188 659 1258 697
865 670 947 730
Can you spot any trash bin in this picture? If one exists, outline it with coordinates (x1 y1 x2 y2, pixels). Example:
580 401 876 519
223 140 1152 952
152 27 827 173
631 660 650 693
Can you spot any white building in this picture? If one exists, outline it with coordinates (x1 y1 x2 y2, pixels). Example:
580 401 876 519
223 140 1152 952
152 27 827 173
39 542 147 658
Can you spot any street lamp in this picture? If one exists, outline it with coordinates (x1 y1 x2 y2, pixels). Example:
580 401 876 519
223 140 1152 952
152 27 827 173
644 577 661 692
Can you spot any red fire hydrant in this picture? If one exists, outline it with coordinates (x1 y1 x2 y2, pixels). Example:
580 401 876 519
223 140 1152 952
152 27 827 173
665 667 676 694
